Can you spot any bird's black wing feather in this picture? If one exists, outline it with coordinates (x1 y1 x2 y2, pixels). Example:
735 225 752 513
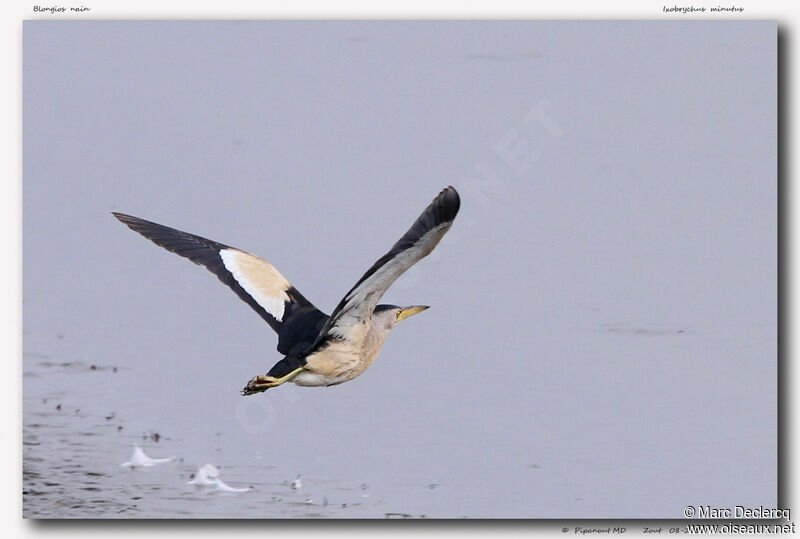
112 212 328 355
316 186 460 344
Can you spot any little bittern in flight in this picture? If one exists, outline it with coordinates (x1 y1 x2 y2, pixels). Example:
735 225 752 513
113 186 460 396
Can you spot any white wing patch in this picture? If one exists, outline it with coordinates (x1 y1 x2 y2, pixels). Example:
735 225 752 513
219 249 291 322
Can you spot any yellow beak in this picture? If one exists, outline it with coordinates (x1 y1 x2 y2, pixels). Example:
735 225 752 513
397 305 430 322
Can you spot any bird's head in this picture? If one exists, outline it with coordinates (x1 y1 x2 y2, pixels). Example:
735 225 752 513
372 304 430 331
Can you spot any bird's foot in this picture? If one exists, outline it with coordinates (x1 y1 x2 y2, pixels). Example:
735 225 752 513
241 375 282 396
240 367 306 396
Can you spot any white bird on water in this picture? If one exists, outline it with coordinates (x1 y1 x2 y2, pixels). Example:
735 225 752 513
120 446 175 468
187 464 249 493
291 474 302 490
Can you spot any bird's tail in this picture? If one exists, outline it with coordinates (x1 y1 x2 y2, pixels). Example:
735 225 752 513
267 355 306 378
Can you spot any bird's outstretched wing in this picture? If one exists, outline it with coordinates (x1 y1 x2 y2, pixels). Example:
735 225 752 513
317 186 460 343
112 213 328 355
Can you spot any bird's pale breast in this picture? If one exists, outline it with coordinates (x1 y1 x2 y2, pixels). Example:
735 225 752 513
295 321 389 386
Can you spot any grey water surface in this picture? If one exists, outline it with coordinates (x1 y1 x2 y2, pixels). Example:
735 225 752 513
23 21 776 518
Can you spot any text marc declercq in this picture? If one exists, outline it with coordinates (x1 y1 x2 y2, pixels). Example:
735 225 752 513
697 506 789 519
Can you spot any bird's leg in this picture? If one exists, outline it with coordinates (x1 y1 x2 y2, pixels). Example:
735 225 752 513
240 367 304 396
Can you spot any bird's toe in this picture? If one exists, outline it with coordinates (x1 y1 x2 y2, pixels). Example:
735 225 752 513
241 375 282 396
